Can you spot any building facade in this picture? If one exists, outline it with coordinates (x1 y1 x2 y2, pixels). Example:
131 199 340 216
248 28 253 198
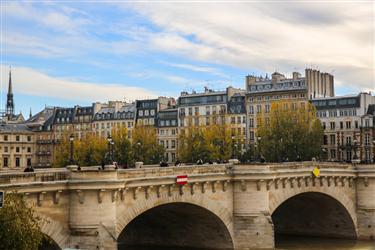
0 123 35 169
311 93 375 162
157 108 178 163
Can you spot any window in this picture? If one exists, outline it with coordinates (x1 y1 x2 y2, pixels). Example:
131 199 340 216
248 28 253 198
27 147 31 153
138 110 143 117
330 122 335 130
249 118 254 128
194 107 199 115
144 110 149 116
355 121 358 129
257 96 262 101
212 106 217 115
160 129 165 136
340 121 344 129
188 108 193 116
322 122 326 130
249 97 254 103
323 135 328 145
365 133 370 145
231 117 235 124
206 106 210 115
150 110 155 116
249 131 254 140
3 157 8 167
249 105 254 114
172 140 176 148
365 119 370 127
330 134 336 145
4 147 8 153
330 149 336 159
4 135 8 141
27 136 31 142
256 105 262 113
237 117 241 124
346 121 351 129
346 136 352 145
16 147 20 153
27 158 31 167
16 135 20 141
265 104 270 113
15 157 20 167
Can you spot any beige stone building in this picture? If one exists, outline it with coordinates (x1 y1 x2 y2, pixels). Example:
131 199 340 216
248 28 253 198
311 93 375 162
0 123 35 169
157 108 178 163
245 69 334 145
92 101 136 140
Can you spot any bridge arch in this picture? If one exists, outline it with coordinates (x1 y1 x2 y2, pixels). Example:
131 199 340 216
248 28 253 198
116 191 234 250
37 214 70 250
270 190 358 240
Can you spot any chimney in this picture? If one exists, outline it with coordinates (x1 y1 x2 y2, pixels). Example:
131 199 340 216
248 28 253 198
271 72 285 83
293 72 301 80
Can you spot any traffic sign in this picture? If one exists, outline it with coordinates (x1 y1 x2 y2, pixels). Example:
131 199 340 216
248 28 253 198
312 167 320 177
176 175 188 185
0 191 4 208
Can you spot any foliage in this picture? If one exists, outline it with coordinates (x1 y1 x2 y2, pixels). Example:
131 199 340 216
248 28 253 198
0 193 47 250
257 100 323 162
53 133 107 167
132 125 165 164
178 122 235 163
112 127 133 167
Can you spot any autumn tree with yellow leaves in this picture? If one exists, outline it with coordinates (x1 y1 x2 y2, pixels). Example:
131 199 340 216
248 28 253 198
132 124 165 164
257 100 323 162
178 122 234 163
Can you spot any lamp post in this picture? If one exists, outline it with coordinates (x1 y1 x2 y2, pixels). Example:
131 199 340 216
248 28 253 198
257 136 261 161
107 135 112 164
69 134 74 165
111 141 115 163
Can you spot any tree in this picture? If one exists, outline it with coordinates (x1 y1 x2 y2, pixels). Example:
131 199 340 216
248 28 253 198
0 193 47 250
53 133 107 167
257 100 323 162
178 126 210 163
132 125 165 164
112 127 133 167
178 122 234 163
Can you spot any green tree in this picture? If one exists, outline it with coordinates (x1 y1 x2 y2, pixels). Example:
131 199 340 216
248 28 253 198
0 193 47 250
132 125 165 164
257 100 323 162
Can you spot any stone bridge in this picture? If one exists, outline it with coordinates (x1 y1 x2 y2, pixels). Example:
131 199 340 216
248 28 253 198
0 162 374 250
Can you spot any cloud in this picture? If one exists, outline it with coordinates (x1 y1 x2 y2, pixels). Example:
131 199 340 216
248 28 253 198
127 2 374 92
0 65 158 102
163 62 229 78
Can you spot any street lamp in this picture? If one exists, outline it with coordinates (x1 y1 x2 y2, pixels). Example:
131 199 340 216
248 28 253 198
257 136 262 161
111 141 115 163
69 134 75 165
107 135 112 164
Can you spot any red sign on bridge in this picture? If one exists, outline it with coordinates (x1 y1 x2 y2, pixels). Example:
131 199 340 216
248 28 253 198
176 175 188 185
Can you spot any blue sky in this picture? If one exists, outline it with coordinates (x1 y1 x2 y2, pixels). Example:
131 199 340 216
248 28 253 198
1 1 374 116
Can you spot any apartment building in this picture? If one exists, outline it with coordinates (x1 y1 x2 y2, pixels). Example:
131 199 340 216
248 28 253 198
311 93 375 162
92 101 136 139
245 69 335 144
0 122 35 169
135 97 174 126
157 108 178 163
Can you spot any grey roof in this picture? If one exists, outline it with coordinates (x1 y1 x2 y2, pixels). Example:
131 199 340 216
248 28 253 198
367 104 375 115
0 123 32 133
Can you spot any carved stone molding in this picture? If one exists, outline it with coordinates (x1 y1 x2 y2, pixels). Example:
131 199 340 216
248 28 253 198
241 180 247 191
76 190 84 204
37 191 46 206
54 190 62 205
98 189 105 204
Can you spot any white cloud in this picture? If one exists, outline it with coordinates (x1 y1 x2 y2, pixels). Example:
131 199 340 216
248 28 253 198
127 2 374 92
0 65 158 102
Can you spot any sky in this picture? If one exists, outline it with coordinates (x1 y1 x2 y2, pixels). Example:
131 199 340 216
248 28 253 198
1 1 374 116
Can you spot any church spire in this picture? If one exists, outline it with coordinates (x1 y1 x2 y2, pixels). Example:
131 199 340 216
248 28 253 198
6 66 14 116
